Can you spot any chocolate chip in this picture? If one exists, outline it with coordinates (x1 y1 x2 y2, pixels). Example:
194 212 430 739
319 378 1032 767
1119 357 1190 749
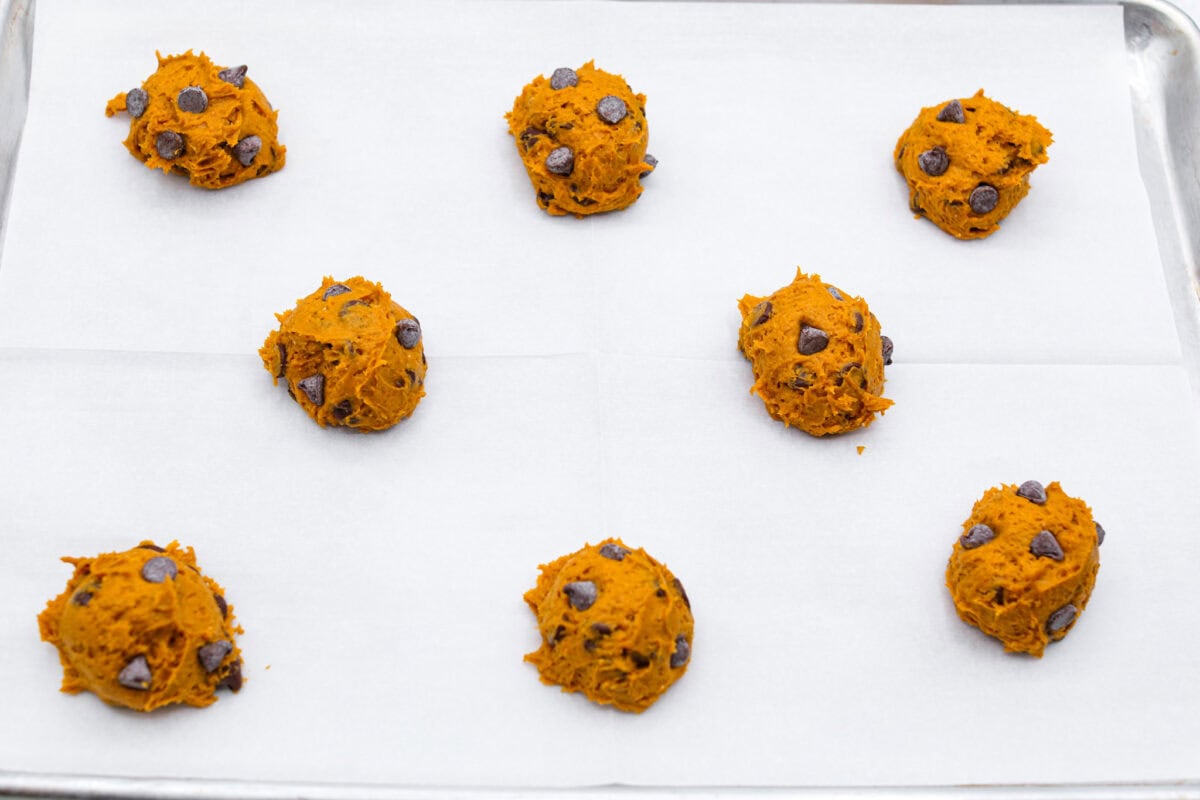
969 184 999 214
297 374 325 406
118 655 152 690
550 67 578 90
72 590 93 606
599 543 628 561
1016 480 1047 504
655 588 666 598
519 127 544 152
960 523 995 549
993 586 1006 605
177 86 208 114
563 580 597 611
331 400 353 421
828 286 844 300
640 153 658 179
670 635 690 668
198 640 233 673
141 556 178 583
596 95 627 124
838 362 866 389
405 369 417 386
395 318 422 349
918 146 949 177
155 131 183 160
232 135 262 167
1030 530 1064 561
545 146 574 176
882 335 894 366
138 543 166 552
673 577 691 609
629 651 650 669
789 369 814 390
583 639 597 652
591 622 612 635
853 312 864 333
126 87 148 118
322 284 350 300
214 593 228 619
218 64 247 89
798 324 829 355
275 342 287 378
748 301 773 327
1046 604 1077 633
218 660 243 691
937 99 965 123
1096 522 1105 546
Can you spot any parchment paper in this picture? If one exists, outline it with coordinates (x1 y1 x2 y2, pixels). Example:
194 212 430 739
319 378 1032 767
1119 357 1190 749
0 0 1197 792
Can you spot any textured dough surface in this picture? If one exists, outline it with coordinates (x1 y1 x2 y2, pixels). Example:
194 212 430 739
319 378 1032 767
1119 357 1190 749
524 539 693 713
946 482 1101 657
894 90 1051 239
37 541 243 711
506 61 654 216
738 270 892 436
104 51 285 189
260 276 426 432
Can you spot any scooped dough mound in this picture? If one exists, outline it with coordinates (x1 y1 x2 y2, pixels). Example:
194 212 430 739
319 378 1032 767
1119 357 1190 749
260 276 427 432
506 61 655 216
38 541 243 711
105 50 285 189
894 90 1051 239
524 539 693 713
738 270 893 436
946 480 1103 656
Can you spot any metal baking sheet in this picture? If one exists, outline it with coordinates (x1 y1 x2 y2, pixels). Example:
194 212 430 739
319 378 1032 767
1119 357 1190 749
1 0 1199 798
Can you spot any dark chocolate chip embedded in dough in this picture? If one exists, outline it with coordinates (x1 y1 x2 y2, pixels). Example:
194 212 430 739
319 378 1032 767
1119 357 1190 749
969 184 999 214
918 146 949 177
141 556 178 583
549 67 578 90
563 580 597 611
672 577 690 609
125 87 148 118
853 312 864 333
138 543 166 552
177 86 208 113
641 153 658 178
828 286 844 301
395 318 422 349
789 369 814 390
1047 604 1077 633
198 640 233 673
1030 530 1065 561
214 593 228 619
297 374 325 406
596 95 627 124
275 342 287 378
118 655 152 690
591 622 612 636
937 99 965 124
1016 480 1047 504
232 135 262 167
331 400 353 421
1096 522 1106 546
545 146 574 176
72 590 93 606
655 588 666 598
798 324 829 356
960 523 995 549
218 660 243 691
218 65 247 89
599 543 628 561
882 335 894 366
629 651 651 669
156 131 184 160
749 301 773 327
670 635 690 668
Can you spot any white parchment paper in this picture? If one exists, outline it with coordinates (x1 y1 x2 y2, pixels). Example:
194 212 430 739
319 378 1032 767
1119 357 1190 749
0 0 1197 792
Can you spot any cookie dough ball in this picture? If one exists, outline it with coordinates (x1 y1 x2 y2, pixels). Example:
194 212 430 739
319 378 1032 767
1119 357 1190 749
738 270 893 436
946 481 1103 656
104 51 286 189
37 541 243 711
524 539 693 713
894 90 1051 239
506 61 655 217
260 276 426 432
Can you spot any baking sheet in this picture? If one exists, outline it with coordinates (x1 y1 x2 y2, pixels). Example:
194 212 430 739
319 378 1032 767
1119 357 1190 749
1 0 1199 796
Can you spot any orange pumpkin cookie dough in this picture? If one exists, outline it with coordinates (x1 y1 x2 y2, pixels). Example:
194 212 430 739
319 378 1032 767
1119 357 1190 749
894 90 1051 239
524 539 693 713
38 541 243 712
738 270 893 436
946 480 1103 656
506 61 655 216
105 51 285 189
260 276 426 432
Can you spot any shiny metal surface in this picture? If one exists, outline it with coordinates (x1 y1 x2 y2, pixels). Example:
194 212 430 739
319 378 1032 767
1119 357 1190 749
0 0 1197 797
